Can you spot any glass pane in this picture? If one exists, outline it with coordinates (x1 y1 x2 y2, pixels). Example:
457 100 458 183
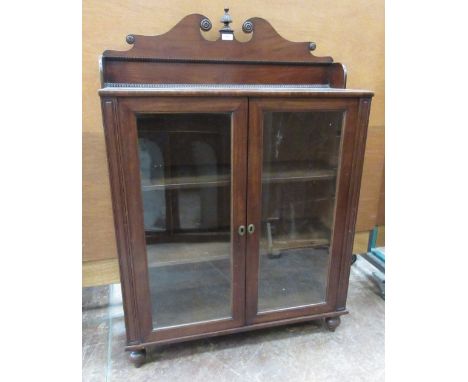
137 113 232 329
258 111 343 312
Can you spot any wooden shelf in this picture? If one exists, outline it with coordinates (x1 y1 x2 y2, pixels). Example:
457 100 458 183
142 164 336 191
260 217 331 254
261 235 330 253
146 235 329 268
260 235 330 251
262 163 336 184
142 172 230 191
146 241 230 268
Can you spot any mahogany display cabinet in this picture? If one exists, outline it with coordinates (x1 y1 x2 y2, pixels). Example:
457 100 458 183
99 10 373 367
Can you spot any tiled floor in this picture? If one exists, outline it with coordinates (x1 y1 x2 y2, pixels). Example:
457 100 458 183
82 256 384 381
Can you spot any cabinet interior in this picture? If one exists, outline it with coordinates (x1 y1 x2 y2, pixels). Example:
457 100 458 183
136 110 343 325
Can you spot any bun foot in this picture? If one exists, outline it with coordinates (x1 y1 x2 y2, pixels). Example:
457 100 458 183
129 349 146 367
325 316 341 332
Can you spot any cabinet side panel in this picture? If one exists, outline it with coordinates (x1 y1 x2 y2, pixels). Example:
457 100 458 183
101 98 142 344
336 98 372 309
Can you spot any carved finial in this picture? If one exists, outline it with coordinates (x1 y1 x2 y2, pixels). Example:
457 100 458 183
219 8 234 40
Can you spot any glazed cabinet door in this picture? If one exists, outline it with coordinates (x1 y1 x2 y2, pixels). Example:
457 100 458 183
245 97 369 324
108 97 248 343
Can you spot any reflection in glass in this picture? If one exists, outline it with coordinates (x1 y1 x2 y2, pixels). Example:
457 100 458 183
137 113 232 329
258 111 344 312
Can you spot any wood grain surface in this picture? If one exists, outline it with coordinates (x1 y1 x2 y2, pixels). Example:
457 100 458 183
83 0 384 284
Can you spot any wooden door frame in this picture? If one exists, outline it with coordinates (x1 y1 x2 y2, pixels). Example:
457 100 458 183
245 97 371 325
102 96 249 344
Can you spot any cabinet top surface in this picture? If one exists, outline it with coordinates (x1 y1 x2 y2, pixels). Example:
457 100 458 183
99 84 373 98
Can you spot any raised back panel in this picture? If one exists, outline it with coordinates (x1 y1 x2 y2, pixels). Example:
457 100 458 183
101 12 346 88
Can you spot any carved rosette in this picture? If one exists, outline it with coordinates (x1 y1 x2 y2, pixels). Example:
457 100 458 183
126 34 135 44
242 20 254 34
200 18 212 31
